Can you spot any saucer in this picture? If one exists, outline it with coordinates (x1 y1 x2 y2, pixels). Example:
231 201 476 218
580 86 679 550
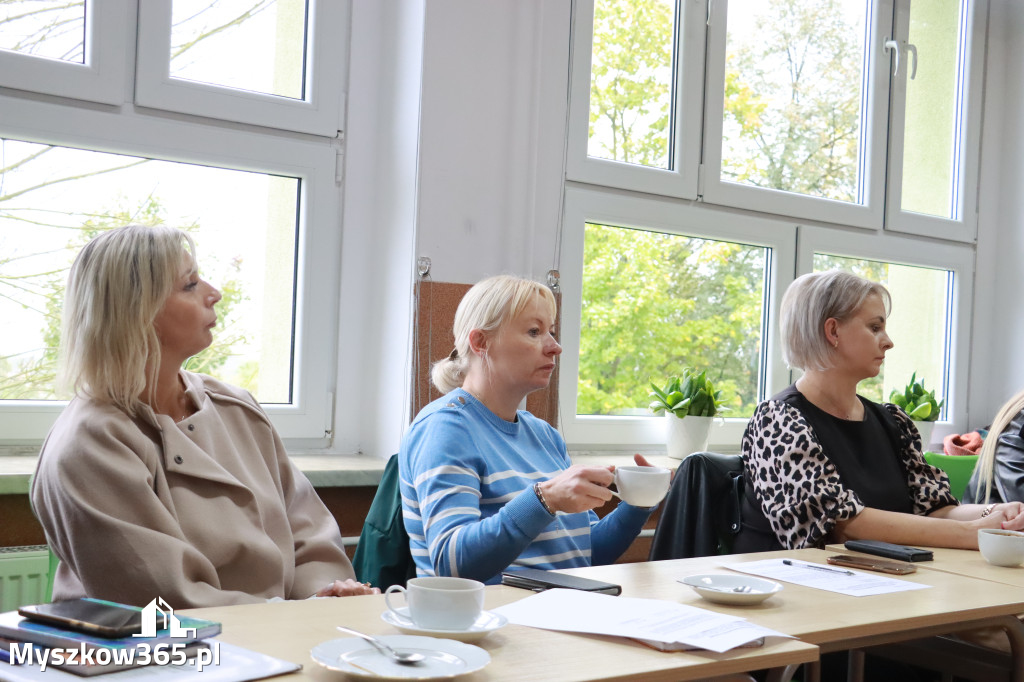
679 573 783 605
312 635 490 680
381 608 508 642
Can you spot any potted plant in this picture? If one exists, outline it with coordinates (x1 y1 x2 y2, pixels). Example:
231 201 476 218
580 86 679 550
649 368 728 459
888 372 943 449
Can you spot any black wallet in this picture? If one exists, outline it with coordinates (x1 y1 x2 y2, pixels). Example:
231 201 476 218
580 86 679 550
500 567 622 595
844 540 934 562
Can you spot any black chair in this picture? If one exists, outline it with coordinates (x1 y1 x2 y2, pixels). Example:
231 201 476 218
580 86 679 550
648 451 744 561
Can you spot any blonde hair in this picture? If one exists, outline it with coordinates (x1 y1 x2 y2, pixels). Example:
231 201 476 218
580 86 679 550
780 269 891 371
975 389 1024 503
431 275 557 393
59 225 198 416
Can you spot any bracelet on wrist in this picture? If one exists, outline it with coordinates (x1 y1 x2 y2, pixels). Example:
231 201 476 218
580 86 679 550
982 502 998 518
534 482 554 515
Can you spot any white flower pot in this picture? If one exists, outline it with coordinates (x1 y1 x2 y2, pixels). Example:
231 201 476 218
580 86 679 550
914 420 937 452
666 414 712 459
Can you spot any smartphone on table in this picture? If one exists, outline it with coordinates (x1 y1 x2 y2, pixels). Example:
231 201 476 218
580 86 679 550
827 554 917 575
18 598 144 638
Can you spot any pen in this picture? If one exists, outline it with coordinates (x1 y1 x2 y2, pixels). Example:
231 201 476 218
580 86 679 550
782 559 854 576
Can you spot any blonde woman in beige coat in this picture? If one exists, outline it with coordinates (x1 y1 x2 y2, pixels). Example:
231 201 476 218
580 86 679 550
32 225 376 608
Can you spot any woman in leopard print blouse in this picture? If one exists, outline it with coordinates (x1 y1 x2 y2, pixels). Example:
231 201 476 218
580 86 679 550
734 270 1024 552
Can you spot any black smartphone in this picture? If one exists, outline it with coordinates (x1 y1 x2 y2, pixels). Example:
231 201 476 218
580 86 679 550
827 554 917 575
844 539 934 562
501 567 622 595
18 598 144 638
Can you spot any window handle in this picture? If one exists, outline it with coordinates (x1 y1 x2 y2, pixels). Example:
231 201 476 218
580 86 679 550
884 39 900 78
906 43 918 80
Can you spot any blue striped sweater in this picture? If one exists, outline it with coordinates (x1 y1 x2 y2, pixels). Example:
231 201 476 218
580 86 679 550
399 388 651 584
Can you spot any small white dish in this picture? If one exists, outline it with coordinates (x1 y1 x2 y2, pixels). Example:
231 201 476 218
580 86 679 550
382 607 508 642
311 634 490 680
680 573 783 605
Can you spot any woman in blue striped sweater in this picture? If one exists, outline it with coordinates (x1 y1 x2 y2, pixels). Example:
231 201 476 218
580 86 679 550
399 275 657 584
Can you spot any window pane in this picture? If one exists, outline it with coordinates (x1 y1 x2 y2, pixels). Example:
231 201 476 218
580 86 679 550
0 138 298 403
579 223 767 418
0 0 85 63
721 0 867 202
587 0 674 169
170 0 307 99
812 255 949 417
900 0 965 219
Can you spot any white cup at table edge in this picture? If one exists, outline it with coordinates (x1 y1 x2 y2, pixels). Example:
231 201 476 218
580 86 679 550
384 576 484 630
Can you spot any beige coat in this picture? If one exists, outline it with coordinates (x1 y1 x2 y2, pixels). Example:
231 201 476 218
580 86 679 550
31 371 355 608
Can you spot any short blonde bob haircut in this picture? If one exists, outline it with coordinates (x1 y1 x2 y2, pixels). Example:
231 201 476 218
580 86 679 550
431 275 557 394
780 269 891 372
59 225 197 417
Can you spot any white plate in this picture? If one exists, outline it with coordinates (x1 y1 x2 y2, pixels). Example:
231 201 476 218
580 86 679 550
680 573 783 605
311 635 490 680
381 608 508 642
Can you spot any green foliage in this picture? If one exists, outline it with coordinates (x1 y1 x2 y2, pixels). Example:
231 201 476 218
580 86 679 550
649 368 729 418
577 223 763 418
589 0 673 167
722 0 862 201
889 372 943 422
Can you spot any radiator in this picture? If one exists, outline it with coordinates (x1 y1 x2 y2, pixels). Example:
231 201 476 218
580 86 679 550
0 545 50 611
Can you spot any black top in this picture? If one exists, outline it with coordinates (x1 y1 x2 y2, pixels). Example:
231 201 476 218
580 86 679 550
735 385 911 552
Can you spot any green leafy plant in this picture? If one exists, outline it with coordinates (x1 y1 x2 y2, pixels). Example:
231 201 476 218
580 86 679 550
649 368 729 418
889 372 943 422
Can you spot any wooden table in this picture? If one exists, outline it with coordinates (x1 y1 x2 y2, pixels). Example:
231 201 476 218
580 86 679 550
184 586 817 682
824 542 1024 679
561 548 1024 682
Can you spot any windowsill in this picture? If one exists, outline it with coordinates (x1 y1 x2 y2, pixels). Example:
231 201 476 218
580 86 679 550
0 454 391 495
0 452 683 495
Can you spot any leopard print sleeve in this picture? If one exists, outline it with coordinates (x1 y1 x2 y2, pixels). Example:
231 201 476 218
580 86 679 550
743 400 865 549
884 403 959 514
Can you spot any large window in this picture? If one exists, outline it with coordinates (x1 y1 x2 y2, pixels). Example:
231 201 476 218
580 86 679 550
0 0 348 446
562 0 984 448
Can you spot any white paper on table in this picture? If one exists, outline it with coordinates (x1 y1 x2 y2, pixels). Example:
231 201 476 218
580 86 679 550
492 588 790 653
723 558 932 597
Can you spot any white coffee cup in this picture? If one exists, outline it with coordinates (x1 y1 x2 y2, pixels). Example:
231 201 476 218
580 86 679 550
384 576 484 630
611 465 671 507
978 528 1024 567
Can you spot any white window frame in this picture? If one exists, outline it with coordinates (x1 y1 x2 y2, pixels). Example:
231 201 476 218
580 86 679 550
0 1 130 105
565 0 705 199
558 184 796 452
796 225 974 437
0 94 341 446
883 0 985 243
700 0 892 230
135 0 348 137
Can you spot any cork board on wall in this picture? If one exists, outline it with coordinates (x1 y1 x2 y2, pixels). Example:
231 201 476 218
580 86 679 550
411 280 560 428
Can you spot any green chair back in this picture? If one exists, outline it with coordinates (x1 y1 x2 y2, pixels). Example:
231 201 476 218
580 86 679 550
923 451 979 501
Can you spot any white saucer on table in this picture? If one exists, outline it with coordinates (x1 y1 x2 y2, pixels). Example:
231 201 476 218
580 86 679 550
381 608 508 642
311 634 490 680
680 573 783 605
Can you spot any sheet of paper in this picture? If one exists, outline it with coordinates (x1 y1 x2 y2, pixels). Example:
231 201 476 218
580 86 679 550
492 588 790 653
723 558 931 597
